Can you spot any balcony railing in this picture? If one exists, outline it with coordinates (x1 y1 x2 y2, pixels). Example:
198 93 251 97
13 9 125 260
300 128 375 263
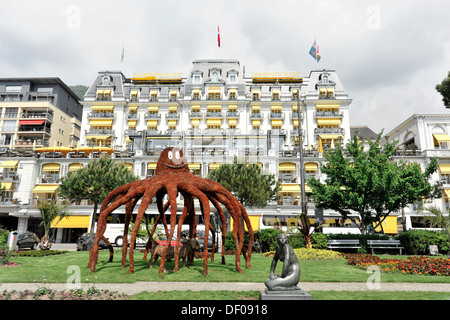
85 129 114 136
314 127 345 135
88 112 115 119
315 111 343 118
144 113 160 119
21 112 53 121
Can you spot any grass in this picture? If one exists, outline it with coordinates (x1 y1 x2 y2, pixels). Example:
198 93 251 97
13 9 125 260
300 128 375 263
1 250 449 284
127 290 450 300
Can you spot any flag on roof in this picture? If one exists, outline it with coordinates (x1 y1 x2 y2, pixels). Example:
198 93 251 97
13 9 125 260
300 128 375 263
217 25 221 47
309 39 321 62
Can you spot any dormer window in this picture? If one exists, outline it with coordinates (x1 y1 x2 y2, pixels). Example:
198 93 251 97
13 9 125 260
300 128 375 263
193 74 201 83
211 71 219 82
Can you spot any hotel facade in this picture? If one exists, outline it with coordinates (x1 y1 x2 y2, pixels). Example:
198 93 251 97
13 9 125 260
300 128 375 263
0 60 446 242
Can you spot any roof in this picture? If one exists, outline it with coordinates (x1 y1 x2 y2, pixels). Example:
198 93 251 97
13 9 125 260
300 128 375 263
350 126 378 140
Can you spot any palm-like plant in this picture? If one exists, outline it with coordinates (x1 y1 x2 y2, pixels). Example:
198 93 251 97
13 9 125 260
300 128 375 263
425 206 450 258
37 201 69 250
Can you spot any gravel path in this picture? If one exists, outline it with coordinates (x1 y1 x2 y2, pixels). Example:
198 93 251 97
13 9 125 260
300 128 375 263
2 281 450 295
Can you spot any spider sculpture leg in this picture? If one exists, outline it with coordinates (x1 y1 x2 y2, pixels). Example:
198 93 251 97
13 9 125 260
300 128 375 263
173 195 191 272
121 197 140 269
158 183 179 278
208 195 227 264
127 188 158 273
178 183 213 277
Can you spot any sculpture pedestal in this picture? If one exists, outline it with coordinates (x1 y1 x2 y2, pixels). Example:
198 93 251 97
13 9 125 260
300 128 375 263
259 287 312 300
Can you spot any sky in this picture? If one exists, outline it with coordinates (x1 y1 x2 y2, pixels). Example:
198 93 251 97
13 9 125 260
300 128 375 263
1 0 449 134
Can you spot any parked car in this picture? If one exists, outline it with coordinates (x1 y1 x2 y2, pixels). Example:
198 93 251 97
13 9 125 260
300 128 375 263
76 233 109 251
17 232 39 250
196 230 214 252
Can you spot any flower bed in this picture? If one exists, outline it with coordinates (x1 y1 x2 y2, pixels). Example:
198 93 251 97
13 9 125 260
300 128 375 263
345 254 450 276
264 248 345 260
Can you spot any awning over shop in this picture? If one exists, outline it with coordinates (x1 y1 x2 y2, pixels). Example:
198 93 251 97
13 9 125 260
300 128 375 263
51 215 90 228
374 216 398 234
32 184 60 193
0 161 18 168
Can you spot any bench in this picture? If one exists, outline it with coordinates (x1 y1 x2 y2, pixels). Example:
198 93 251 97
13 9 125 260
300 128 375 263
367 240 403 255
327 239 361 252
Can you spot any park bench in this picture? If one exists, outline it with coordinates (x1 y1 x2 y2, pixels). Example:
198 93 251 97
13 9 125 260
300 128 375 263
327 239 361 252
367 240 404 255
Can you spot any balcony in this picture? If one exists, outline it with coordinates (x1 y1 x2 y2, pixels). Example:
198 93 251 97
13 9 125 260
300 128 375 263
21 112 53 122
166 113 179 119
314 111 343 118
88 112 115 119
85 128 115 136
205 112 223 118
270 112 284 119
314 127 345 135
40 174 60 184
18 126 51 135
226 111 239 118
144 113 160 119
250 112 262 119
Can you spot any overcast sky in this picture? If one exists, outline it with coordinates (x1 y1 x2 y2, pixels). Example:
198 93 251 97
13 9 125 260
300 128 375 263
1 0 449 134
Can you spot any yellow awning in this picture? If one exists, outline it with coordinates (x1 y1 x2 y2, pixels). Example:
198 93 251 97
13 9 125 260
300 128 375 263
147 162 157 170
148 106 159 112
271 119 283 127
168 120 177 127
228 105 237 110
319 134 343 140
305 162 318 172
327 88 335 95
252 119 261 127
228 88 237 94
89 119 113 126
0 182 13 191
439 164 450 175
444 189 450 198
252 89 260 93
42 163 61 172
271 105 282 111
228 119 238 126
209 163 222 170
279 184 301 193
128 106 138 112
189 163 201 170
103 89 112 95
279 184 312 193
123 163 133 172
147 120 158 127
191 105 201 111
51 215 90 228
32 185 60 193
130 89 139 95
150 90 158 95
319 88 327 94
85 135 112 140
206 119 222 126
208 88 221 93
168 105 178 112
191 119 200 127
170 90 178 95
293 119 301 127
316 104 340 110
292 105 300 112
207 105 222 110
0 161 18 168
128 120 137 127
279 163 296 171
252 105 261 111
68 163 84 172
317 118 342 126
374 216 398 235
91 105 114 111
433 134 450 143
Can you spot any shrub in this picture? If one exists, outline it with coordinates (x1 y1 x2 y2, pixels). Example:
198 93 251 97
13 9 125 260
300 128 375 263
311 233 328 249
258 229 282 252
397 230 449 255
287 232 306 249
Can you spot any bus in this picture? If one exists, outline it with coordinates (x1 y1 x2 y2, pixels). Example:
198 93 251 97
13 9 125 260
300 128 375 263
93 211 222 248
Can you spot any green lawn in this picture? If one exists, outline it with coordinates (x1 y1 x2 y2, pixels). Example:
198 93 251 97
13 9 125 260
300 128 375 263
128 290 450 300
1 250 449 284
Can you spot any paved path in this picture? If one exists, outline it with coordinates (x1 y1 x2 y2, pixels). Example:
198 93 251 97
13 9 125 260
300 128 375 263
2 281 450 295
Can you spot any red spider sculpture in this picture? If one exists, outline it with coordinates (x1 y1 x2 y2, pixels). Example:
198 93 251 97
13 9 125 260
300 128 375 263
88 147 254 277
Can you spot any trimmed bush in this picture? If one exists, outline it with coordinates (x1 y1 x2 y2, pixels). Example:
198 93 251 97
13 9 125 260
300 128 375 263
397 230 449 255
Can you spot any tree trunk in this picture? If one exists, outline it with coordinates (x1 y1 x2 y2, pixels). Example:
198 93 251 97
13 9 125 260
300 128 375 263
304 234 312 249
39 234 52 250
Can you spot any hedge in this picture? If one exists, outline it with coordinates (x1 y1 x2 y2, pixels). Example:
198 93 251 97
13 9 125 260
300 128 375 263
396 230 449 255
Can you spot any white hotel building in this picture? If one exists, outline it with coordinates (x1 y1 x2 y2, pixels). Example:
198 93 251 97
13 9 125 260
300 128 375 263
0 59 446 242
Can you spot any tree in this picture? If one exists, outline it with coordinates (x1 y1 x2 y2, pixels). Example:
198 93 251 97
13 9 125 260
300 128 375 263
207 156 280 207
308 133 437 234
59 156 139 239
436 71 450 108
37 201 69 250
425 206 450 258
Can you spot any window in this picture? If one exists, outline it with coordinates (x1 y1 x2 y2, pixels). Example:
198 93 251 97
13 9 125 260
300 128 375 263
229 75 237 83
4 108 18 118
193 75 201 83
5 86 22 93
211 72 219 82
2 120 17 131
